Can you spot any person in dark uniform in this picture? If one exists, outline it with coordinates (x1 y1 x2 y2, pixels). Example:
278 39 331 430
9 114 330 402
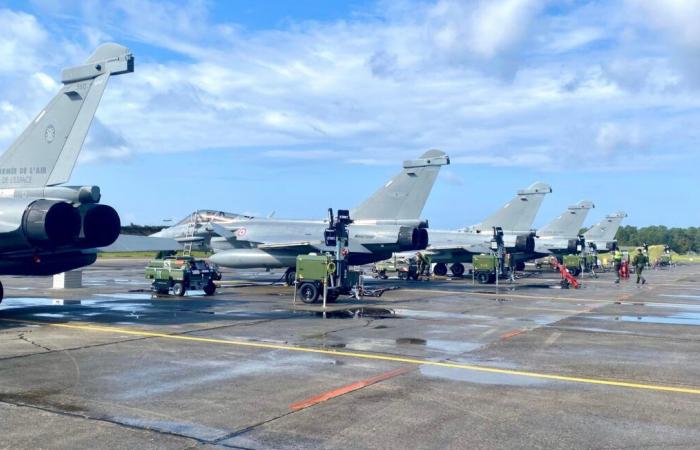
632 248 647 285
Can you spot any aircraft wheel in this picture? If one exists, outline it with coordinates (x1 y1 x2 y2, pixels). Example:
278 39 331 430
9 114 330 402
284 269 296 286
433 263 448 277
326 290 339 302
450 263 465 277
477 272 490 284
515 262 525 271
299 282 319 304
379 270 388 280
172 282 186 296
0 280 3 303
203 282 216 296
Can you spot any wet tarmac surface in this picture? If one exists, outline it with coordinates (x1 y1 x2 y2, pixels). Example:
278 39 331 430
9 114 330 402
1 259 700 448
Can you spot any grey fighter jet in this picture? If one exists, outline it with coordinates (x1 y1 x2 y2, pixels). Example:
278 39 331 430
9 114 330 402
152 150 450 284
583 211 628 252
0 43 133 301
530 201 596 257
419 182 552 276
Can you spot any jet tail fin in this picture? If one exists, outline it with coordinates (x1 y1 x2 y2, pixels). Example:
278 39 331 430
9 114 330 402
471 182 552 233
0 43 134 188
538 201 595 238
351 149 449 220
584 212 627 242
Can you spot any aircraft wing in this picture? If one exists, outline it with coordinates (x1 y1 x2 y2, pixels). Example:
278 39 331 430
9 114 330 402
427 243 491 257
100 234 182 252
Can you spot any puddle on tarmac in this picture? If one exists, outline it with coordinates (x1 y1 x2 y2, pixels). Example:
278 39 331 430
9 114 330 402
660 294 700 301
395 338 480 353
315 308 395 319
335 337 478 354
420 365 548 386
589 313 700 326
393 309 466 320
32 313 67 319
94 293 154 300
0 298 73 309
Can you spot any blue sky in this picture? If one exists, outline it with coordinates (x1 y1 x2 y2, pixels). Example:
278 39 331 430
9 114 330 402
0 0 699 228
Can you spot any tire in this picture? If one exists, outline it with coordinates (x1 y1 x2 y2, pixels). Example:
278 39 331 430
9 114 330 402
0 280 3 303
326 290 339 302
515 262 525 271
433 263 448 277
477 272 490 284
172 282 186 296
379 270 388 280
203 282 216 296
411 272 420 281
284 269 296 286
450 263 465 277
299 282 320 304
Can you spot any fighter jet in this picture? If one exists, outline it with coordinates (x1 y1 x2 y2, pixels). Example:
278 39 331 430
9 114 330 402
153 150 450 284
583 211 628 252
419 182 552 277
530 201 596 257
0 43 133 301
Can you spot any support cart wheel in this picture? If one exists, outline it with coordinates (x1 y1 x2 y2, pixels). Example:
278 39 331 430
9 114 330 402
203 282 216 296
433 263 447 277
450 263 465 277
299 282 320 304
172 282 186 296
284 268 296 286
477 272 490 284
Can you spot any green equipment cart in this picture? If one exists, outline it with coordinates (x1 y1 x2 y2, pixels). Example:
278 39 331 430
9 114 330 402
145 255 219 296
472 254 511 284
372 255 419 280
295 254 361 304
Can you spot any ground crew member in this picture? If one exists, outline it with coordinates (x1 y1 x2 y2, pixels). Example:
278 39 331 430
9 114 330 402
416 251 431 280
632 248 647 285
613 249 623 283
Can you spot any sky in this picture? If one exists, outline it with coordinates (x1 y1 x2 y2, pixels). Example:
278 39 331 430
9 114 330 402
0 0 698 229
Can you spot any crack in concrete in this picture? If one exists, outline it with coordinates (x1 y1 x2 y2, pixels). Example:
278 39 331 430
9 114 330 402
0 398 253 450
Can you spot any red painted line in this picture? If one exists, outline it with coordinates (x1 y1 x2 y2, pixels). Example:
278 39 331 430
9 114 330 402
500 329 525 340
290 367 412 411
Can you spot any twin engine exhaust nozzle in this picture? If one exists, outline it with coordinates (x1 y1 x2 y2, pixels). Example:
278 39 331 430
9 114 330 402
398 226 429 251
22 199 121 248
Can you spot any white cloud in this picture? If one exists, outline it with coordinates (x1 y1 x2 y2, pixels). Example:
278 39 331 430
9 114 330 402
595 123 642 153
0 1 698 174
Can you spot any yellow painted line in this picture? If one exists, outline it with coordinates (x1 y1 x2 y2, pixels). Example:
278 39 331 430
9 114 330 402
5 318 700 396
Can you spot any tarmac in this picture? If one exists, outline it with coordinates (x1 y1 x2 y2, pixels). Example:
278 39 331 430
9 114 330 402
1 259 699 449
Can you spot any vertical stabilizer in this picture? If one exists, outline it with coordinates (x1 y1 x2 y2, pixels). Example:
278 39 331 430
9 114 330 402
0 43 134 188
472 182 552 233
352 149 449 220
538 201 595 237
584 212 627 242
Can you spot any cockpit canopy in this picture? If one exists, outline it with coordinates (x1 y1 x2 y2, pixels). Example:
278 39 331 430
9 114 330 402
174 210 253 226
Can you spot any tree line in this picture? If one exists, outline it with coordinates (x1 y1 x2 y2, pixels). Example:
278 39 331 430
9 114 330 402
614 226 700 254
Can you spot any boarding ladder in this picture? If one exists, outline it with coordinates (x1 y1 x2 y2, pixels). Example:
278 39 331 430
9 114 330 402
182 212 199 256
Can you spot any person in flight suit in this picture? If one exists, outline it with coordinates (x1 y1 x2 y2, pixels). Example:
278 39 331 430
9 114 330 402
632 248 648 285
